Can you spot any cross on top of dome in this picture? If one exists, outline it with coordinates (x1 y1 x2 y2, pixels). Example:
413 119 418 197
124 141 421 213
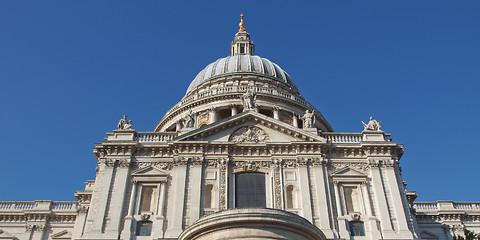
231 14 255 56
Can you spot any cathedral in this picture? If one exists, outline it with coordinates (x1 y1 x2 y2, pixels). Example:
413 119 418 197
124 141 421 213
0 15 479 240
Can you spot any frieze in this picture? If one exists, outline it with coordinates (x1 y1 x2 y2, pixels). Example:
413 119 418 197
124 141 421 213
367 158 395 168
331 162 370 172
233 160 271 171
131 161 174 171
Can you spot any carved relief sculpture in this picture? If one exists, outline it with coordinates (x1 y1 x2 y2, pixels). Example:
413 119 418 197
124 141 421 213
230 126 269 143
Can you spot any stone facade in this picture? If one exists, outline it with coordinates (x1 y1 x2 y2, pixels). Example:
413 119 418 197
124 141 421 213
1 16 479 240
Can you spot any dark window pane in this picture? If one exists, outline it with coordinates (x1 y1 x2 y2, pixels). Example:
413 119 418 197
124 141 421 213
136 221 152 236
349 221 365 236
235 172 266 208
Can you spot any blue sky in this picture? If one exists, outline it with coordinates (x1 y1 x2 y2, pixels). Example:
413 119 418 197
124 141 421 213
0 1 479 202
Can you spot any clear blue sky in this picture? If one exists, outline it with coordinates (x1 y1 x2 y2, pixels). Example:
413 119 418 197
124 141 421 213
0 1 479 202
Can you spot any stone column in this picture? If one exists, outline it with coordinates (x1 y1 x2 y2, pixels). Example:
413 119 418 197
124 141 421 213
105 161 131 238
85 159 116 237
369 162 396 238
273 107 280 120
189 163 203 224
360 181 382 239
298 165 313 222
293 114 298 127
333 181 349 238
72 206 89 239
231 105 238 116
384 164 414 238
152 182 167 239
210 107 218 123
165 163 188 238
312 163 334 238
120 180 138 239
30 224 46 240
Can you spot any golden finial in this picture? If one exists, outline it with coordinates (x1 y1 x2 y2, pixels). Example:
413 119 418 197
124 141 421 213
239 14 246 32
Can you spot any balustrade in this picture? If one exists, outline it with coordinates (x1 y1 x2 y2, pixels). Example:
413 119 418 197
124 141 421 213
323 133 362 143
0 201 78 212
135 132 178 142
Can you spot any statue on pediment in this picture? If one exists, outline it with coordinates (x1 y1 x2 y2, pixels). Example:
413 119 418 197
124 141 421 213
362 117 381 131
242 90 256 110
118 115 133 130
184 110 196 128
301 110 315 128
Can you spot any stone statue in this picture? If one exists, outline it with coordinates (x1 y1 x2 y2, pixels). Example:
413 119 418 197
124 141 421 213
117 115 133 130
242 90 256 110
184 110 196 128
362 117 382 131
301 110 315 128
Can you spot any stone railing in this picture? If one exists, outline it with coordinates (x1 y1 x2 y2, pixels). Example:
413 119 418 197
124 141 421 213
135 132 178 142
0 200 78 212
165 84 308 120
414 201 480 212
323 133 362 143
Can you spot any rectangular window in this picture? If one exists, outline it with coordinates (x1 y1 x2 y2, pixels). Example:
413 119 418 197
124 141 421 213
344 186 360 213
140 186 157 213
235 172 266 208
240 44 245 53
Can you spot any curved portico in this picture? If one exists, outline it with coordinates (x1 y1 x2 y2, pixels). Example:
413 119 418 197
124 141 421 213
178 208 327 240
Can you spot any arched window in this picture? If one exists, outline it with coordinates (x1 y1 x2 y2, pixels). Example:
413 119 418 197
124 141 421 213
285 185 296 209
235 172 266 208
204 184 213 208
136 221 152 236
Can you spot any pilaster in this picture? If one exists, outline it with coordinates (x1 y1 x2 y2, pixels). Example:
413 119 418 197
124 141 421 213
369 160 396 238
298 164 313 222
164 163 188 238
312 162 335 238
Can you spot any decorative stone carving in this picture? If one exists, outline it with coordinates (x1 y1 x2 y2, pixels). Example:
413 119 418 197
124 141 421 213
230 126 269 143
301 110 315 128
333 162 370 172
34 224 44 232
273 160 282 209
25 224 34 232
233 160 271 171
141 214 151 220
118 159 130 168
117 115 133 130
242 89 256 110
219 158 229 210
362 116 381 131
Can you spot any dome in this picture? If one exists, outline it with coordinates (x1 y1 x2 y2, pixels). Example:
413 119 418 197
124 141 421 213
186 55 299 94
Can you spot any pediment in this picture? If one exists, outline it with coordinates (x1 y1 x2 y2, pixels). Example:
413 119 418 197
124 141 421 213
51 230 72 239
132 166 169 176
174 111 326 143
332 167 368 178
0 229 17 240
